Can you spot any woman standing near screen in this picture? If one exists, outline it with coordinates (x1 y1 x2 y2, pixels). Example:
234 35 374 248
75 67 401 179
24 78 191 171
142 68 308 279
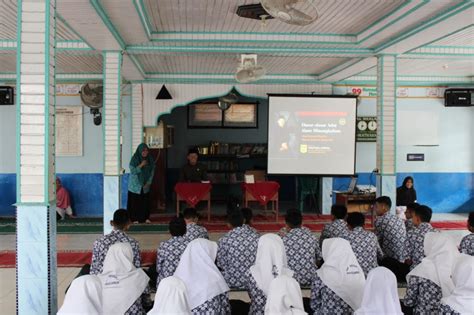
127 143 155 223
396 176 417 206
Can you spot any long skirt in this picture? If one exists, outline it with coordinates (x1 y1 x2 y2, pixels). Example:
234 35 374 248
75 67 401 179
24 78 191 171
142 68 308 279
127 189 150 223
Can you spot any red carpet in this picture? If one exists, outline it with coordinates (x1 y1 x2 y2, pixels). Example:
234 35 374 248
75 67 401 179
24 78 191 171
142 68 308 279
0 250 157 269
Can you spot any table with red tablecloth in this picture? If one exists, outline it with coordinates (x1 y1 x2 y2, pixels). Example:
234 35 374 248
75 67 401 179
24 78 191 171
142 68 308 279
242 181 280 220
175 182 212 221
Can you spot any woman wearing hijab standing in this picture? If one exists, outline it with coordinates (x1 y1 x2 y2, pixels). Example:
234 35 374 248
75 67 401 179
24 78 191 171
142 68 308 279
99 242 150 315
310 238 366 315
439 254 474 314
148 276 191 315
396 176 417 206
354 267 403 315
246 233 294 315
57 275 102 315
128 143 155 223
174 238 231 314
403 232 460 314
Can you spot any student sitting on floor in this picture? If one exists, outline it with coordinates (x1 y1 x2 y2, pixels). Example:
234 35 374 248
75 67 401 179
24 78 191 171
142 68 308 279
156 217 189 287
459 211 474 256
216 209 259 289
402 232 460 315
319 204 349 247
310 238 365 315
354 267 403 315
265 274 307 315
405 205 436 270
90 209 141 275
281 208 321 287
246 233 294 315
439 254 474 314
346 212 384 276
58 275 102 315
174 238 231 314
148 276 191 315
56 177 76 220
404 202 420 232
99 242 149 315
182 207 209 241
374 196 409 282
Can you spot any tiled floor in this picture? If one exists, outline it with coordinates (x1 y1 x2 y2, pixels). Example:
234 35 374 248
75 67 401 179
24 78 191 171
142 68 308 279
0 212 469 314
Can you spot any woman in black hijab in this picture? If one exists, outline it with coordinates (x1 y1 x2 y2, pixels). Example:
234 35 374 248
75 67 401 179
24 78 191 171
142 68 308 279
396 176 417 206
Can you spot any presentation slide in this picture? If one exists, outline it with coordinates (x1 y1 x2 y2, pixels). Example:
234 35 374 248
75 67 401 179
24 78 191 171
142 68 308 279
267 95 357 175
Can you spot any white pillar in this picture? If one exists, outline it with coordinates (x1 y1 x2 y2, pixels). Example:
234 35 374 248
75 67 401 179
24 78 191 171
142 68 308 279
131 83 143 151
16 0 57 313
103 51 122 234
376 55 397 211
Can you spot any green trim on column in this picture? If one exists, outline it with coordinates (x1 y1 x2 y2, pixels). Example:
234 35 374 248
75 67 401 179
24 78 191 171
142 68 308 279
394 57 398 175
102 52 106 174
379 56 384 175
44 0 51 203
15 0 22 202
90 0 126 49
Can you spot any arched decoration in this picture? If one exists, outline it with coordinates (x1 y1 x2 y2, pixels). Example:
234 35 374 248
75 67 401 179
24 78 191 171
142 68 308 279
143 83 332 127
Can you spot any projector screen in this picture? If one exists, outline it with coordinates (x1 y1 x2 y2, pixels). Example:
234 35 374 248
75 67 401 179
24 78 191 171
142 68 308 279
267 94 357 175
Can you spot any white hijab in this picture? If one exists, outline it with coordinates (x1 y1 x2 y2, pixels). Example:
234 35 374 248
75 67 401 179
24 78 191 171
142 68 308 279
174 238 229 310
148 276 191 315
57 275 102 315
354 267 403 315
317 238 365 310
250 233 294 296
264 274 307 315
407 232 459 297
98 242 149 315
441 254 474 315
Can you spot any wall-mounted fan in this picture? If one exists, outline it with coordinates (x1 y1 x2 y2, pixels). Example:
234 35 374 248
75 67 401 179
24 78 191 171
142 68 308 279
261 0 319 26
79 84 103 126
235 54 266 83
218 92 238 111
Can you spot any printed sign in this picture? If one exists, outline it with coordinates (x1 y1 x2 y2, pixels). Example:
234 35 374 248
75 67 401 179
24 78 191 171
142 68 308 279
356 117 377 142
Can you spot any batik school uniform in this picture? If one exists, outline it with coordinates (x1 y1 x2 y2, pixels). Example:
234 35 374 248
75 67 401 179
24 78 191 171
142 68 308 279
403 276 442 314
439 304 461 314
405 222 436 270
282 226 320 286
184 222 209 241
217 225 259 289
319 219 350 247
346 227 384 276
310 238 365 315
156 236 189 286
405 219 415 232
191 293 231 314
459 233 474 255
374 212 407 261
90 229 141 275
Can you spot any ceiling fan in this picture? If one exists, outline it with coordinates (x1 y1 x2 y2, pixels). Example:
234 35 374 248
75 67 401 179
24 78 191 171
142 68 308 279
235 54 266 83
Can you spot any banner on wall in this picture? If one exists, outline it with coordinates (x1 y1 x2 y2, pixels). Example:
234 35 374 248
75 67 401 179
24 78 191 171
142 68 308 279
356 116 377 142
344 86 444 98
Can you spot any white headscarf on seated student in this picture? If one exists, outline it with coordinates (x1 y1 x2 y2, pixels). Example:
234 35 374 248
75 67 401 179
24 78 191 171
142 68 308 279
174 238 230 310
407 232 459 297
57 275 102 315
264 274 307 315
317 238 366 310
98 242 149 315
354 267 403 315
441 254 474 315
250 233 294 296
147 276 191 315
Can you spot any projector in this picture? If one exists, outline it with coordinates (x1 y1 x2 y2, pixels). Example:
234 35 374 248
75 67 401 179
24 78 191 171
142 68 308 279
444 88 474 107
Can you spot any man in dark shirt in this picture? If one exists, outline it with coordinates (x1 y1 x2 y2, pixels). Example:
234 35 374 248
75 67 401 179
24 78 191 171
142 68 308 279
179 148 208 182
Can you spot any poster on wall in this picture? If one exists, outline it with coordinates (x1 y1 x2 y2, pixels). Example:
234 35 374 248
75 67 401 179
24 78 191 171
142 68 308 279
56 106 83 156
356 116 377 142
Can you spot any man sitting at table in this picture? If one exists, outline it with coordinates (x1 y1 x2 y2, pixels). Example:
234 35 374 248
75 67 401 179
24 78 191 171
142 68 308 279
179 148 208 182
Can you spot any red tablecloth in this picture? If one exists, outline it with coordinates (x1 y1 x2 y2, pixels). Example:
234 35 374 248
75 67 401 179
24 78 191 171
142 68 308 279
242 181 280 205
175 183 212 207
